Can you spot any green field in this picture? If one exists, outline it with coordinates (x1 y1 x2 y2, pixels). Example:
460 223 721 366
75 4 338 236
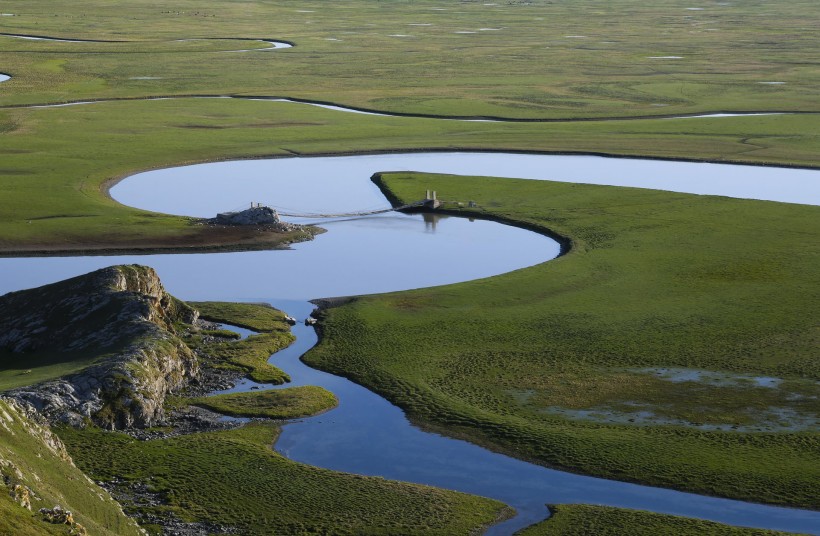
188 385 338 419
0 98 818 253
0 0 819 256
59 423 506 535
185 301 295 383
1 0 819 119
306 172 820 508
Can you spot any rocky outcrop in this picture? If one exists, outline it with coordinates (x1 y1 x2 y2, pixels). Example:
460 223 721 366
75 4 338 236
212 205 303 232
1 265 200 429
216 205 281 225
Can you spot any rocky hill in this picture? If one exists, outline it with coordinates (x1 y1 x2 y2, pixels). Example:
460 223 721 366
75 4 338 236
1 265 200 429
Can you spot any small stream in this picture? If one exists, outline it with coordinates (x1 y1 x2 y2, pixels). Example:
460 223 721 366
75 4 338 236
207 300 820 536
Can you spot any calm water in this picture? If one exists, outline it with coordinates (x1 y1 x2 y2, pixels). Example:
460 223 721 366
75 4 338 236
249 301 820 536
0 213 555 300
0 74 9 83
112 152 820 211
3 155 819 534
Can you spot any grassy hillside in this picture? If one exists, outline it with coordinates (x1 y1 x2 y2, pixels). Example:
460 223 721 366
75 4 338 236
305 172 820 508
0 398 143 536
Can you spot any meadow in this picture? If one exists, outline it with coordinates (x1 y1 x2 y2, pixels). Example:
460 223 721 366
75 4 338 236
59 423 506 535
1 0 819 118
305 171 820 508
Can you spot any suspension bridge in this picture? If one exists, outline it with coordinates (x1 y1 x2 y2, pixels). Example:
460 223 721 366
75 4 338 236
223 191 441 220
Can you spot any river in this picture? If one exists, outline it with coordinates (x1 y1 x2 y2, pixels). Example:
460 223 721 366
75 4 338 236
1 153 818 534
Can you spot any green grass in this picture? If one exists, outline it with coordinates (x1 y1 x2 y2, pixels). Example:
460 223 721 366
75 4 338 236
516 504 793 536
189 385 337 419
184 301 294 384
0 399 143 536
58 422 507 535
188 300 292 332
1 0 819 119
304 172 820 509
0 98 818 253
0 349 116 392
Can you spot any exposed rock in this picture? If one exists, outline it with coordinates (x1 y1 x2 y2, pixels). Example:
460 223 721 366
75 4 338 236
210 204 303 232
11 482 32 510
216 205 281 225
0 398 73 462
40 504 88 534
1 265 200 429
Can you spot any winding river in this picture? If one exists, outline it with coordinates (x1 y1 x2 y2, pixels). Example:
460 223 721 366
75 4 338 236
2 152 819 534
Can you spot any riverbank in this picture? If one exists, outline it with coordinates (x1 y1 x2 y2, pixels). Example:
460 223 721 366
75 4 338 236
53 299 508 535
305 171 820 510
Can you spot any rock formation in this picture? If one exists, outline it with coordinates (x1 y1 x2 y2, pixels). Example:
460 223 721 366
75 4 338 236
212 204 303 232
1 265 200 429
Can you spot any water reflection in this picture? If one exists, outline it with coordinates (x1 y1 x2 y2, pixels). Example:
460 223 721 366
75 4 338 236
422 212 449 232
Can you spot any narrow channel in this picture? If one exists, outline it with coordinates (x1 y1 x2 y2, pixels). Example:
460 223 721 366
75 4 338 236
214 298 818 536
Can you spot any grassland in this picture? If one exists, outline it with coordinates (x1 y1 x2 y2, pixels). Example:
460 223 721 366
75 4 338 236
58 422 507 535
0 0 819 119
2 0 819 533
0 98 818 254
516 505 792 536
0 0 818 255
189 385 337 419
305 172 820 509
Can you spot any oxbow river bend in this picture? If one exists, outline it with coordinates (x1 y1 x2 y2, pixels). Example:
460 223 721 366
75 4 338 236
2 152 819 534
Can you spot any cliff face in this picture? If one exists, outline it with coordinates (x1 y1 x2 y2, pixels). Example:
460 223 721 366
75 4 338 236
1 265 200 429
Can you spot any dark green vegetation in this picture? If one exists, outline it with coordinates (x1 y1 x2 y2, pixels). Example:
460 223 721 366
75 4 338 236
186 301 294 383
189 386 337 419
516 505 792 536
306 172 820 508
58 423 507 535
1 0 819 119
0 399 143 536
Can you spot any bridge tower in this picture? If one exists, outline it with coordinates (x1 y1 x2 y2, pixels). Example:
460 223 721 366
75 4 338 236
424 190 441 209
